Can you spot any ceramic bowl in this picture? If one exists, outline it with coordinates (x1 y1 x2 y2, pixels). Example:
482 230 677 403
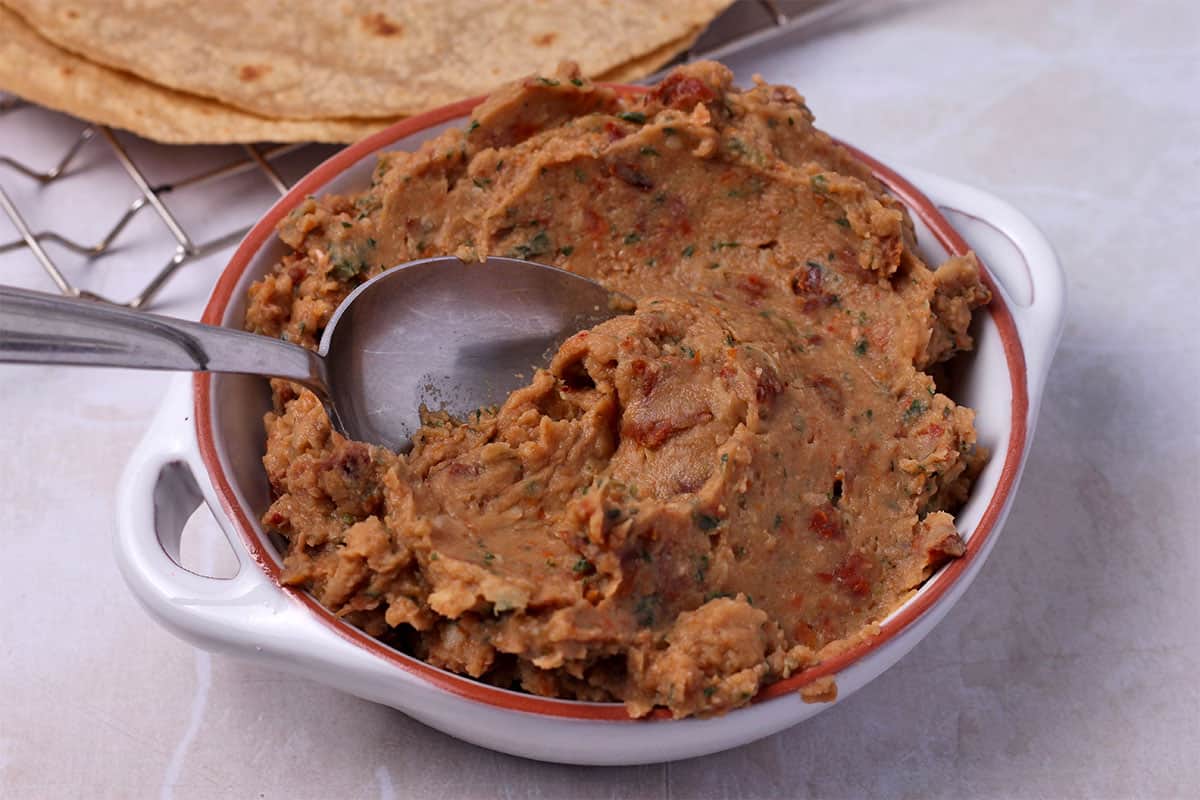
115 93 1065 765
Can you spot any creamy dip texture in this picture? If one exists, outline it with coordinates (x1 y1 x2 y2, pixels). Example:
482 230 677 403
244 61 990 718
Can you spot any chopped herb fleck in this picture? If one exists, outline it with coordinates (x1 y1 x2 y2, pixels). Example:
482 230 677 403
682 244 695 258
713 241 740 250
559 245 574 257
640 146 659 156
703 686 717 698
483 551 496 564
624 231 641 244
903 398 928 423
694 512 721 531
467 119 480 133
574 167 587 183
634 594 659 627
537 77 560 87
810 174 829 193
570 77 584 87
340 221 352 229
773 513 784 530
854 339 869 356
618 111 646 124
508 230 551 259
835 215 850 228
572 557 593 574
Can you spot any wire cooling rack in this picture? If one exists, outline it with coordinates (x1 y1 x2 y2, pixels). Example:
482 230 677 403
0 0 850 309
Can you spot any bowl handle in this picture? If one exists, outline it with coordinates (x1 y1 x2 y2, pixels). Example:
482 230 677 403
114 374 289 654
905 168 1067 405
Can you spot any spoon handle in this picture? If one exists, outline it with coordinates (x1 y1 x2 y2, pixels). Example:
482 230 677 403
0 285 328 394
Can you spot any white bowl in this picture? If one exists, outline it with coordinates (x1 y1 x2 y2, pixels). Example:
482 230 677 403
114 96 1065 765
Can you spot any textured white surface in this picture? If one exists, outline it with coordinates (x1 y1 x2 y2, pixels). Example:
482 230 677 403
2 0 1198 796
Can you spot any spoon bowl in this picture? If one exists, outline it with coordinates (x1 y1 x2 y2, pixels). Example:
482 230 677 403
319 256 618 449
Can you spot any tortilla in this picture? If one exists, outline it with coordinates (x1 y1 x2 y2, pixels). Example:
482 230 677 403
0 7 389 144
3 0 733 120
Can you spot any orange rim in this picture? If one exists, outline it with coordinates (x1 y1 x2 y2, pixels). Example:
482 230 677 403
196 88 1029 722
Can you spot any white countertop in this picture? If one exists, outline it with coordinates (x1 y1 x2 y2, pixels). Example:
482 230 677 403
2 0 1197 796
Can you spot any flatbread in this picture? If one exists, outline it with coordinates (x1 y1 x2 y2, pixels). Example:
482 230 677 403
597 25 704 83
2 0 732 120
0 7 389 144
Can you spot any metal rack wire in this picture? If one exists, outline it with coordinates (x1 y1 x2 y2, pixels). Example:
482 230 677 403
0 0 848 309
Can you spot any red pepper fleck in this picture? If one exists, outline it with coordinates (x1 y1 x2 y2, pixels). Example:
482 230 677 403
832 553 874 597
737 273 769 300
651 74 716 110
809 506 843 539
755 366 784 404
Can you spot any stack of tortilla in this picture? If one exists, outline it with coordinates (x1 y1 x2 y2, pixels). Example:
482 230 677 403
0 0 732 144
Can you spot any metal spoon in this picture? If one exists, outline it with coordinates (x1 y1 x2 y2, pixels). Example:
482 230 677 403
0 256 618 450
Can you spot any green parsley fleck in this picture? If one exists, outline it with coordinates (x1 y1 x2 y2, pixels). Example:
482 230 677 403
903 398 928 423
634 594 659 627
682 244 695 258
572 557 593 574
508 230 551 259
624 231 641 244
537 77 560 87
640 146 659 156
854 339 869 356
618 111 646 124
570 77 584 87
694 512 721 531
467 119 480 133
